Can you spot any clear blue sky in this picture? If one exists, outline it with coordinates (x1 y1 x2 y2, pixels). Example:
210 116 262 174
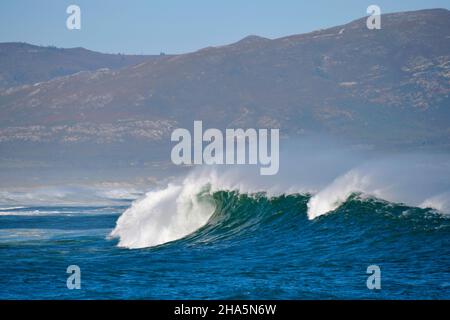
0 0 448 54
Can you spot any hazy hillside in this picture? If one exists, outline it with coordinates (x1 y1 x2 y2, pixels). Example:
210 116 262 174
0 9 449 172
0 43 165 89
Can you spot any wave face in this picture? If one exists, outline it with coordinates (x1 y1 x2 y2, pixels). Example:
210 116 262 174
195 191 449 246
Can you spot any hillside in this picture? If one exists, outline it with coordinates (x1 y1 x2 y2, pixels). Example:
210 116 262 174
0 42 164 89
0 9 449 171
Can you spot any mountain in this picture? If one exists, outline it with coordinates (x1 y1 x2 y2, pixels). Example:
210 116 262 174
0 42 164 89
0 9 449 172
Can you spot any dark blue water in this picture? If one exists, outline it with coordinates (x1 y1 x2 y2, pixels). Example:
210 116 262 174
0 193 449 299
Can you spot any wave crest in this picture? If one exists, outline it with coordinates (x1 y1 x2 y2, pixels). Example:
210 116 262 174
110 176 216 248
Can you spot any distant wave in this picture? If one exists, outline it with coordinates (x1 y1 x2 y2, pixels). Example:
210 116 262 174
0 206 25 211
0 185 144 207
0 206 126 216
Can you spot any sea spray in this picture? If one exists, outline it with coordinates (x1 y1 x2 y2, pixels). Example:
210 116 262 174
110 175 217 248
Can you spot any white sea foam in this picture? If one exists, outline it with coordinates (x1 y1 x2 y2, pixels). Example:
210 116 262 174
420 191 450 213
307 170 371 219
0 228 110 242
110 172 218 249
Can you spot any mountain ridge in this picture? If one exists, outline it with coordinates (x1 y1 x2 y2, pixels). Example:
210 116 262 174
0 42 172 90
0 8 449 170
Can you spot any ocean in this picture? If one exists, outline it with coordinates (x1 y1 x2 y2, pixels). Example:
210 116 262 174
0 189 449 299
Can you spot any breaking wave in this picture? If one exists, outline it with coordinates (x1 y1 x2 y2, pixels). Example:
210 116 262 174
111 155 450 249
